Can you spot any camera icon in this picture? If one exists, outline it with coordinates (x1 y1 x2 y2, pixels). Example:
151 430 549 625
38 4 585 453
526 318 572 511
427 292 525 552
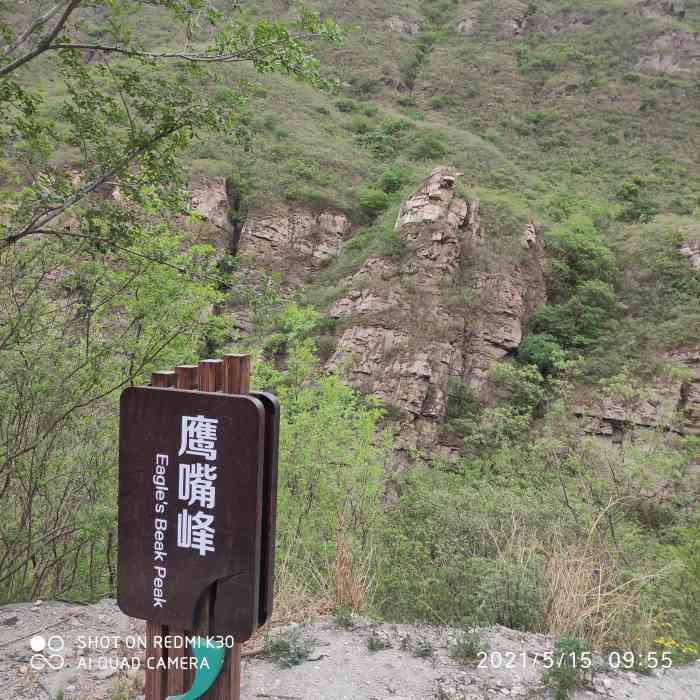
29 635 65 670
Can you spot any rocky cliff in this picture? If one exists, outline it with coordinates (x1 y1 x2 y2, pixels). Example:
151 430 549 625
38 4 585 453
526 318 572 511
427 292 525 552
203 168 546 464
194 169 699 467
325 168 546 463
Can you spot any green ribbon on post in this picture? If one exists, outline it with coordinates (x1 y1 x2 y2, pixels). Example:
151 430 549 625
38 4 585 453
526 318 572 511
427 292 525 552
166 636 226 700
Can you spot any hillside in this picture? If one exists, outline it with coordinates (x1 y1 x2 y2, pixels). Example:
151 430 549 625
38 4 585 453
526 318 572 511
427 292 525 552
1 2 699 699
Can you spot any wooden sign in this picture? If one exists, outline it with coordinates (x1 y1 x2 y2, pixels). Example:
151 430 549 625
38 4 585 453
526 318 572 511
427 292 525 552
118 386 267 641
250 392 280 627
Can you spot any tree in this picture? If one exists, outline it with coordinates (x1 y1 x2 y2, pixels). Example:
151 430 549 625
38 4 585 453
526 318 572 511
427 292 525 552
1 0 340 250
0 0 340 600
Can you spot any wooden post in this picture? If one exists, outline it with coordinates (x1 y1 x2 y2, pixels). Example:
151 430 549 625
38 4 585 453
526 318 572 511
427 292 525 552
145 371 177 700
143 357 251 700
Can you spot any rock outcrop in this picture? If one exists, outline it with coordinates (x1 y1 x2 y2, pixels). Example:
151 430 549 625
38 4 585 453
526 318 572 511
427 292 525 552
385 15 422 36
190 178 230 233
190 182 353 292
681 240 700 270
637 0 686 20
574 349 700 444
237 205 352 292
636 30 700 74
226 204 352 334
326 168 546 463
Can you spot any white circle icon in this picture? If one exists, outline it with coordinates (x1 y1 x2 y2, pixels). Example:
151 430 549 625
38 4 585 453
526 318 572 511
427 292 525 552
30 635 46 652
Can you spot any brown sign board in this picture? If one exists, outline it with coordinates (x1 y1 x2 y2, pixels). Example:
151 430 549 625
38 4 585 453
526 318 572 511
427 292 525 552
118 386 275 640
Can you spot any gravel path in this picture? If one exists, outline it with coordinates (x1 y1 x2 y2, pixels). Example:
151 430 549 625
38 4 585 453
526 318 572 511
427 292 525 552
0 600 698 699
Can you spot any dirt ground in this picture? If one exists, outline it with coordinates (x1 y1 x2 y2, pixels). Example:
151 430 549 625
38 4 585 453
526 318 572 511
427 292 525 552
0 600 698 699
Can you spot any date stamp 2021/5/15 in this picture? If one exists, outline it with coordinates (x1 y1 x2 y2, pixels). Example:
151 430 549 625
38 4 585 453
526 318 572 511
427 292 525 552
476 649 674 671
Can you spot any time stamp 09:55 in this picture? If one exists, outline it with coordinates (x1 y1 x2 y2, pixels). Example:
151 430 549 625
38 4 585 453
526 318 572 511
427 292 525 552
477 649 674 671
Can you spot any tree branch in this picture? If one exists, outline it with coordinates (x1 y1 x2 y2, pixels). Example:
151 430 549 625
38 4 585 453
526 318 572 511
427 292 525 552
44 41 291 64
0 2 65 58
0 0 83 78
2 124 184 249
30 228 233 287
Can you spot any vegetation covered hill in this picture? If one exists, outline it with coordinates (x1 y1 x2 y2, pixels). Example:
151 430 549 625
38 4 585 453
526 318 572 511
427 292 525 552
1 1 699 689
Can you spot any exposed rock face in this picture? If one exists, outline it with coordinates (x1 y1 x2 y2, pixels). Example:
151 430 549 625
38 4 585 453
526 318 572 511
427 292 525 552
326 168 546 463
680 241 700 270
385 15 422 36
455 4 480 36
638 0 686 20
574 349 700 444
676 349 700 438
531 9 596 35
636 30 700 74
190 178 230 232
237 205 352 292
498 15 529 40
456 16 475 35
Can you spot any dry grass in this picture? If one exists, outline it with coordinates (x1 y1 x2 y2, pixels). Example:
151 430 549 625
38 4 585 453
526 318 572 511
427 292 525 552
329 526 375 614
272 515 374 625
541 501 663 651
483 502 667 652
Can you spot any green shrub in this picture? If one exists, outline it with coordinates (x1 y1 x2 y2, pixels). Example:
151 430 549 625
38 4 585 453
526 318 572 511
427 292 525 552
530 280 617 350
516 44 580 74
483 127 502 144
334 606 354 629
348 76 382 98
360 104 379 117
544 638 590 700
263 627 317 667
367 631 392 651
543 215 617 302
348 116 371 134
430 95 457 110
336 98 358 113
616 179 657 223
378 168 406 194
212 85 239 106
449 630 489 663
358 187 390 218
446 377 477 419
375 468 552 626
489 362 546 414
359 118 414 159
286 158 317 182
518 334 566 375
410 133 448 161
477 558 541 631
411 636 435 659
378 228 407 258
